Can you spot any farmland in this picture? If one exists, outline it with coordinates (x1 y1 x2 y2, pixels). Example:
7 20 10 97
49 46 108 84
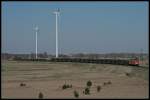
1 60 149 99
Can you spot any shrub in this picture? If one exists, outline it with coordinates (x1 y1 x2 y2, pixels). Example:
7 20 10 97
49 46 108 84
62 84 72 90
125 73 131 77
107 81 112 85
103 81 112 86
87 80 92 87
66 84 70 88
84 87 90 95
62 84 67 90
97 85 101 92
83 91 85 94
20 83 26 87
103 82 107 86
20 83 23 86
38 92 44 99
74 90 79 98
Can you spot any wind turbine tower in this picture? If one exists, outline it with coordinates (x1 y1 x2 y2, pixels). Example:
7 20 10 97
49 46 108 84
35 26 39 59
53 8 60 58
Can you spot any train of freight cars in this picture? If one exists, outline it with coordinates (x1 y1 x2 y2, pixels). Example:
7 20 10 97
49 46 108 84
51 57 139 66
13 57 140 66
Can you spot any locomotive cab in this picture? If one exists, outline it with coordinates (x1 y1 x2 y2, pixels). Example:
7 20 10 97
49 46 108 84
129 57 139 66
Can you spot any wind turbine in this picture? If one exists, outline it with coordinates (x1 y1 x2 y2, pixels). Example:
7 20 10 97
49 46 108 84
34 26 39 59
53 8 60 58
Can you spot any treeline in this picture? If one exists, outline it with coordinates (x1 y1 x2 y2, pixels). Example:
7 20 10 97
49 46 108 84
1 52 50 60
66 53 148 60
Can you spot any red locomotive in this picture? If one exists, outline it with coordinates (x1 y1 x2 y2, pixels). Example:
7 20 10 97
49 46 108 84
129 57 140 66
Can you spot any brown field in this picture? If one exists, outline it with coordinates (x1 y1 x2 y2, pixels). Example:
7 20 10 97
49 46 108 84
1 60 149 99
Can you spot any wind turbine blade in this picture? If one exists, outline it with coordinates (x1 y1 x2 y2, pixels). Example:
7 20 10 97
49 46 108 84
58 8 59 12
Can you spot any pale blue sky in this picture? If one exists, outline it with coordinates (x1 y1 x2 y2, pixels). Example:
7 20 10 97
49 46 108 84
2 1 149 54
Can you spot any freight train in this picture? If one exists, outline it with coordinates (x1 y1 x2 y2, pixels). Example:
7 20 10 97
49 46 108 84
13 57 140 66
50 57 140 66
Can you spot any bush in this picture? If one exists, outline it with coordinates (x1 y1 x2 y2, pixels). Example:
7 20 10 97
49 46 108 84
20 83 24 86
83 91 85 94
62 84 72 90
103 82 107 86
38 92 44 99
20 83 26 87
62 84 67 90
74 90 79 98
125 73 131 77
66 84 70 88
97 85 101 92
84 87 90 95
107 81 112 85
87 80 92 87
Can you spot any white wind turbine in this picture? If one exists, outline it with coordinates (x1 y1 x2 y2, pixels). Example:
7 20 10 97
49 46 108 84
53 8 60 58
34 26 39 59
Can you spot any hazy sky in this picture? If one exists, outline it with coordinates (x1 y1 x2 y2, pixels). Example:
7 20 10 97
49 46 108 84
2 1 148 54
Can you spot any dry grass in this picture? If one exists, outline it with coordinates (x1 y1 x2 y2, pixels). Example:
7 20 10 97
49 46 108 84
1 60 149 99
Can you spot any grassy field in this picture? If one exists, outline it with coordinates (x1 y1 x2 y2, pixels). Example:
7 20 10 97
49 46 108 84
1 60 149 99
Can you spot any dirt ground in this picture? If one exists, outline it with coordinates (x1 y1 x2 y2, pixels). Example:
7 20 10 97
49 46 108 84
1 60 149 99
